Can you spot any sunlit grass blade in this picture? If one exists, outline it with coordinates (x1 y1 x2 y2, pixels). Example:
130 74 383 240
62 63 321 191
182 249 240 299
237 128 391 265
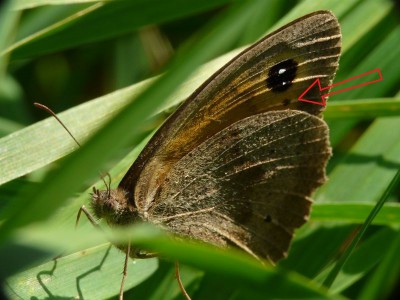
5 243 158 299
4 223 339 300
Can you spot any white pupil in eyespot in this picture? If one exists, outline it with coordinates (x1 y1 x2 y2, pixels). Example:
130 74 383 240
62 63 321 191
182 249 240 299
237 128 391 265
266 59 298 92
278 68 286 75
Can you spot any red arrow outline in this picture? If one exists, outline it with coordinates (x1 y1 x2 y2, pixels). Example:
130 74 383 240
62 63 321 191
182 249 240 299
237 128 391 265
298 68 383 106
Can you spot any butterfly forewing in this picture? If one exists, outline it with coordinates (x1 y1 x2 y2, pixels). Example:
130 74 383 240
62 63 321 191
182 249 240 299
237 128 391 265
119 11 340 214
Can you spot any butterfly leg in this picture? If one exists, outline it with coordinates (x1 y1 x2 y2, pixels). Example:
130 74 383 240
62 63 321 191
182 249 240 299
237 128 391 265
119 243 130 300
76 205 130 299
76 205 99 228
175 261 191 300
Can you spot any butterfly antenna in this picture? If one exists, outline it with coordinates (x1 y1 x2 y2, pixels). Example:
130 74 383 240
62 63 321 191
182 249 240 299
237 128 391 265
34 102 81 148
35 103 114 197
34 103 105 230
100 172 112 199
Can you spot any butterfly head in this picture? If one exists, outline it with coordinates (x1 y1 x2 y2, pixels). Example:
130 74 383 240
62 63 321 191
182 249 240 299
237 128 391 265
91 186 137 226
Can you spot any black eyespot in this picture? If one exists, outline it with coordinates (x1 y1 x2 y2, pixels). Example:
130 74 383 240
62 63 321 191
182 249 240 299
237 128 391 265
264 215 272 223
282 98 291 106
266 59 298 92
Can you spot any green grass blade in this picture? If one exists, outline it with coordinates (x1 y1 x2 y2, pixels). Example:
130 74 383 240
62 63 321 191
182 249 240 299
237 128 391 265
357 230 400 300
4 223 340 300
313 227 398 294
311 202 400 225
325 98 400 119
0 0 266 239
2 1 400 298
5 244 158 299
322 167 400 288
7 0 232 59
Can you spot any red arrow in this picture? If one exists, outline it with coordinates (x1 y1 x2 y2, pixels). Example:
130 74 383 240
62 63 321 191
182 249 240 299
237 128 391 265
298 68 383 106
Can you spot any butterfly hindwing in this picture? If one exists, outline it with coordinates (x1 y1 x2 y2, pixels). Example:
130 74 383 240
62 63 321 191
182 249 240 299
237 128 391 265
146 110 331 262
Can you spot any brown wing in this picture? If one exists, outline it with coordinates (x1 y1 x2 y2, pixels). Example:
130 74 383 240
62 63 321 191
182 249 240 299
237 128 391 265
119 11 340 215
146 110 331 262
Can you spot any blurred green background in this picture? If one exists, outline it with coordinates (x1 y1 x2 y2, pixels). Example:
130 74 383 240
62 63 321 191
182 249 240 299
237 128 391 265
1 0 400 299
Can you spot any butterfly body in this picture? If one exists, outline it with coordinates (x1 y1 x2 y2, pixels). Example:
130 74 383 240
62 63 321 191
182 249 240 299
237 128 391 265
91 10 341 263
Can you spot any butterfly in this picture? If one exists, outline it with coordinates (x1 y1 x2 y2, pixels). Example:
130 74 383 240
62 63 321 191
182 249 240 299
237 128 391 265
84 9 341 297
